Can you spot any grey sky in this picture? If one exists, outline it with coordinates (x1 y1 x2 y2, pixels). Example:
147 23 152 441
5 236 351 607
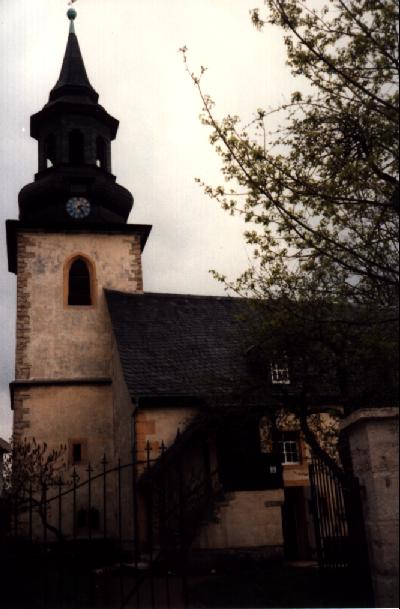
0 0 295 439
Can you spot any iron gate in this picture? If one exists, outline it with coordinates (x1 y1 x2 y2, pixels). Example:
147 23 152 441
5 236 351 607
309 455 374 603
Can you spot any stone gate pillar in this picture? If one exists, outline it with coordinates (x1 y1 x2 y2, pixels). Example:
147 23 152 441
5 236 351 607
340 408 399 608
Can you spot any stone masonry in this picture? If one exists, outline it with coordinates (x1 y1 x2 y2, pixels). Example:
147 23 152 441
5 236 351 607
13 229 144 460
341 407 399 608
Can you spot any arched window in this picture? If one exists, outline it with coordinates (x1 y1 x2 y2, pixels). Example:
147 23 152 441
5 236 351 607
96 136 107 169
69 129 84 165
68 257 92 306
44 134 56 168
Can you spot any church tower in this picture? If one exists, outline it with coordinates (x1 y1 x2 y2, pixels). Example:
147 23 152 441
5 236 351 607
7 10 151 464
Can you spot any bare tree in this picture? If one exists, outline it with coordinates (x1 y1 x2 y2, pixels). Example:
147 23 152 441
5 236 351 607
2 438 67 541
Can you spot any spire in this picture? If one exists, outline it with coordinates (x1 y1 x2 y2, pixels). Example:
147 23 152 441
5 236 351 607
48 9 99 104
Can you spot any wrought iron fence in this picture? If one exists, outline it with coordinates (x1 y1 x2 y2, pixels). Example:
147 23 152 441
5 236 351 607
0 433 220 609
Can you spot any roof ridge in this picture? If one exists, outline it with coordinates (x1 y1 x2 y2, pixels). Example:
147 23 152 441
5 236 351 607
105 288 245 301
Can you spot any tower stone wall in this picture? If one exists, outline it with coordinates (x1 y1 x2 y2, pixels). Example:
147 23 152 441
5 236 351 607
13 229 143 460
15 230 143 380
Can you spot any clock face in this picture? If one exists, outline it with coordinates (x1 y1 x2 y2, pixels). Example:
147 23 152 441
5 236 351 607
66 197 91 219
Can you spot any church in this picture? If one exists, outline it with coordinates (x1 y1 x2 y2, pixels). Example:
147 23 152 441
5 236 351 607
6 9 326 562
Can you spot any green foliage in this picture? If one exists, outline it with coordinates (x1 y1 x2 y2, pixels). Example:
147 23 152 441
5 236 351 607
181 0 398 309
182 0 399 471
249 298 398 409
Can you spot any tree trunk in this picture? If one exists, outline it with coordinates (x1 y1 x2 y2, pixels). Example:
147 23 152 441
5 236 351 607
298 405 345 482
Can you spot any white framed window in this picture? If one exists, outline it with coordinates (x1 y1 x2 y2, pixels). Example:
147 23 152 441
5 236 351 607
270 361 290 384
277 432 300 464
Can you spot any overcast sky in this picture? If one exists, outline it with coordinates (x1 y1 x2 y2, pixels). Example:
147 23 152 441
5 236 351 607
0 0 295 440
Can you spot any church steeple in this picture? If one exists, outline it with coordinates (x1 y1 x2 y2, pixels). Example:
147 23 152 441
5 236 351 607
18 10 133 225
49 9 99 105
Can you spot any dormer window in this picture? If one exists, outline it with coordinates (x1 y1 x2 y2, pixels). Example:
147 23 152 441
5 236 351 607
271 360 290 385
69 129 84 164
66 256 95 306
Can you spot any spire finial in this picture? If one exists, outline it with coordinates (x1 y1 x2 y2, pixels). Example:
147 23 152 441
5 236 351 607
67 8 77 34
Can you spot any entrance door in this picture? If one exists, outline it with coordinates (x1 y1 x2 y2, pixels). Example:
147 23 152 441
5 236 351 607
282 486 311 560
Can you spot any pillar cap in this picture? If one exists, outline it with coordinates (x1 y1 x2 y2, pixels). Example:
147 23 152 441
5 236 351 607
340 407 399 432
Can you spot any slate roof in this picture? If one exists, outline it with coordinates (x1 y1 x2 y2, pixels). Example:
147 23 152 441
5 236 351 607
48 30 99 105
0 438 10 453
105 290 256 402
105 290 398 411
